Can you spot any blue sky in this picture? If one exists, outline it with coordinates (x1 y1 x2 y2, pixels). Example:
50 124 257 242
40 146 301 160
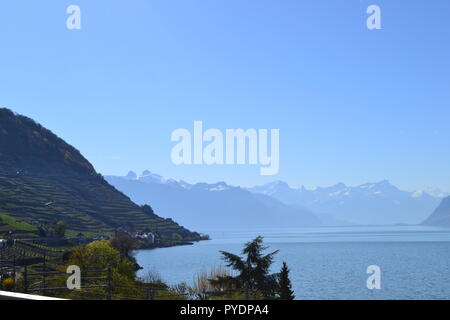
1 0 449 191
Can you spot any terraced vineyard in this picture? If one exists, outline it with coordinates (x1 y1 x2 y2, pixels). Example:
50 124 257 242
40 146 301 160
0 240 63 277
0 108 201 241
0 172 194 237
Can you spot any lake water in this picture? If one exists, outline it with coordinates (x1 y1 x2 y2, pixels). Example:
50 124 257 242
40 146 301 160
135 226 450 300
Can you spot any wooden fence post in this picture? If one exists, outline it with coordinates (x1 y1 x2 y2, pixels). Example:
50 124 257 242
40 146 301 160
23 266 28 293
106 267 113 300
41 253 47 294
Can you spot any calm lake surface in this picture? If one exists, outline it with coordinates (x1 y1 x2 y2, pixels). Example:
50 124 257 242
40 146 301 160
135 226 450 300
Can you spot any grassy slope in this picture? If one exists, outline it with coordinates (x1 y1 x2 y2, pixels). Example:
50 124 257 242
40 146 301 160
0 212 38 237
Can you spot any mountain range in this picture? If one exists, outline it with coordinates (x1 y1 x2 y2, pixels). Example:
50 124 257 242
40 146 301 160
248 180 441 225
106 171 444 230
105 172 321 232
0 108 201 240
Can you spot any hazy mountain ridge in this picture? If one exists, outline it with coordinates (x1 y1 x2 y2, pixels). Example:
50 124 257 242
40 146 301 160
249 180 441 225
107 171 445 228
422 196 450 227
105 172 322 231
0 108 200 239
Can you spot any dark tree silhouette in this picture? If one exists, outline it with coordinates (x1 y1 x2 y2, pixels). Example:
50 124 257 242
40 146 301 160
277 262 295 300
55 221 67 238
141 204 155 216
111 233 135 259
218 236 279 299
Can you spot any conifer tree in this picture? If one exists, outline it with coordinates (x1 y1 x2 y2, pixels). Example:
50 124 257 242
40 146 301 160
218 236 279 299
277 262 295 300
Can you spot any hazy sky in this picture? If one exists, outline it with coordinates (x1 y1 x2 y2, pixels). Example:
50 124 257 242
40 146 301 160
1 0 449 191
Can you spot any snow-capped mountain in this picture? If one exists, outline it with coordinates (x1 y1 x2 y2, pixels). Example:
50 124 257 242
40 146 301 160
421 188 450 199
105 171 322 231
124 170 189 189
249 180 441 225
106 171 443 227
